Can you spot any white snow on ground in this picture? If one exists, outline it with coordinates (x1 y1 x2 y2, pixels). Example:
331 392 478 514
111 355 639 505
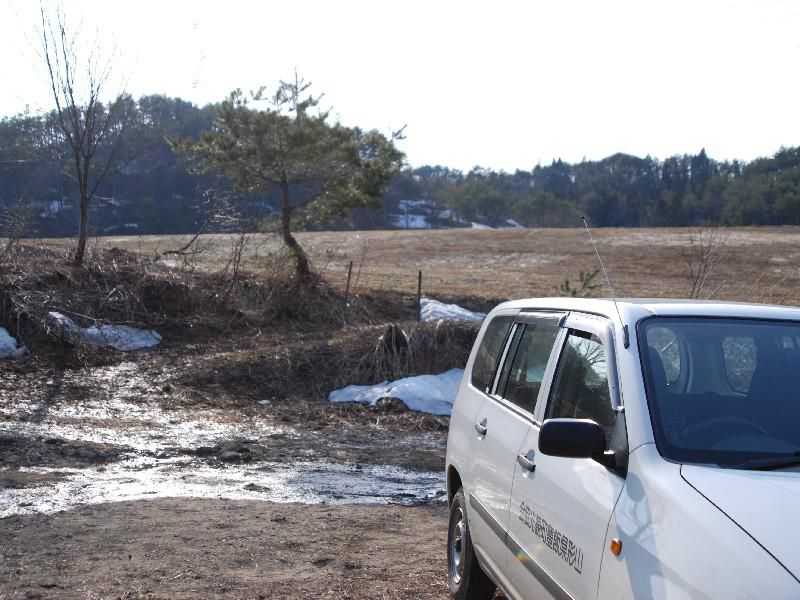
0 328 26 358
47 312 161 351
420 297 486 322
470 222 493 230
397 199 431 210
329 368 464 416
390 213 432 229
505 219 524 228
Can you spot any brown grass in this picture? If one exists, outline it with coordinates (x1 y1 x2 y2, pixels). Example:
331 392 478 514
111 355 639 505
4 226 799 394
30 227 800 305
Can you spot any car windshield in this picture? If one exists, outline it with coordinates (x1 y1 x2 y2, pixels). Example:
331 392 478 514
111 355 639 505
640 317 800 469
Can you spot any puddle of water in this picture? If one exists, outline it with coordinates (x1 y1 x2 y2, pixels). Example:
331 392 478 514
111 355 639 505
3 412 287 453
1 361 289 451
0 360 446 517
1 457 445 518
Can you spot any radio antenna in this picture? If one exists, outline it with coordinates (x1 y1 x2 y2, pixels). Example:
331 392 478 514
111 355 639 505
581 216 629 348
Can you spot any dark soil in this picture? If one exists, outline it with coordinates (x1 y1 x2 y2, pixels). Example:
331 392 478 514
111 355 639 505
0 434 127 469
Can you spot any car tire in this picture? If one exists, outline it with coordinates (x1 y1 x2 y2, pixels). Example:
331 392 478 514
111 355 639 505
448 488 496 600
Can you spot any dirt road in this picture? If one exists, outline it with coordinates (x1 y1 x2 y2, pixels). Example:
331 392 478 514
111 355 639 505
0 498 451 600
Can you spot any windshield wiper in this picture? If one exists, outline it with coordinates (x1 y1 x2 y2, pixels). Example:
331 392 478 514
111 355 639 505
732 452 800 471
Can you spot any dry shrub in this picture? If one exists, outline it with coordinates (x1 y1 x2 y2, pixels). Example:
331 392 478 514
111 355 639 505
0 246 198 355
683 226 730 299
186 320 480 403
370 320 479 382
312 320 479 397
0 243 403 357
0 242 484 407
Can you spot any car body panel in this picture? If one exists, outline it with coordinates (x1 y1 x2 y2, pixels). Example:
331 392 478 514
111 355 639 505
468 395 530 577
681 463 800 580
507 426 624 600
599 444 798 599
446 308 519 502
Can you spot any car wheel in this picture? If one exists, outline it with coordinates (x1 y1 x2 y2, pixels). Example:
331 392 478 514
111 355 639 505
448 488 496 600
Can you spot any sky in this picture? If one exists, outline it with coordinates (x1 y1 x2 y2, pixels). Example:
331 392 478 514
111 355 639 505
1 0 799 172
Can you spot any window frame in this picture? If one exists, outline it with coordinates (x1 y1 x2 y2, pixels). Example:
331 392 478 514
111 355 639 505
486 311 567 424
536 312 623 425
469 313 517 395
495 319 565 417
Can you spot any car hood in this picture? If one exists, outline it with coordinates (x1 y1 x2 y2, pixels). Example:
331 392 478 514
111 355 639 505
682 464 800 579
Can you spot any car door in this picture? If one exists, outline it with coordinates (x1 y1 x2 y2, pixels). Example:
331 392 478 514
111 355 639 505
506 312 627 600
467 312 564 584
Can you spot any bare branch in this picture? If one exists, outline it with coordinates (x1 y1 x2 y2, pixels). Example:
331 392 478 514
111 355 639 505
682 226 730 299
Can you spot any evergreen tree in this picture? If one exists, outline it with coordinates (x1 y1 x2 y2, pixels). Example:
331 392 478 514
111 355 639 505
172 76 404 279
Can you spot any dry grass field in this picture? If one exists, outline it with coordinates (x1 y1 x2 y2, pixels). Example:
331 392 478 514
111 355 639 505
43 226 800 304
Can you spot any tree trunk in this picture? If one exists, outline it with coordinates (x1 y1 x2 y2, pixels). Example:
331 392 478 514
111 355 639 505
73 191 89 266
280 181 311 280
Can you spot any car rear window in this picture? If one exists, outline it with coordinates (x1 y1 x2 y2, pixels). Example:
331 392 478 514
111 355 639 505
471 316 513 393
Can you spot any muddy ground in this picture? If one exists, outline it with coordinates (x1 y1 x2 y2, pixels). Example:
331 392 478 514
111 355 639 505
0 339 472 597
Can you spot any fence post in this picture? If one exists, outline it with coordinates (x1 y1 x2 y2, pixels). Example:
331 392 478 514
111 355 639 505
417 270 422 322
344 260 354 308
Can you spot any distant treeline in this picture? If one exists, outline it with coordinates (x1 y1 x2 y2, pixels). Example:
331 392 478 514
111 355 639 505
1 94 799 236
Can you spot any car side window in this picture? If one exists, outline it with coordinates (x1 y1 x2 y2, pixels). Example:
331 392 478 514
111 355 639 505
501 322 560 414
545 330 616 444
471 316 514 393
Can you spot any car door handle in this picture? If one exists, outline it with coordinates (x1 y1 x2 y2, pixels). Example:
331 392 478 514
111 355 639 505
517 451 536 472
474 418 488 436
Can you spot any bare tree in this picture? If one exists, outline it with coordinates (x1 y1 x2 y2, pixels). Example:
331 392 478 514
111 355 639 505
37 2 131 265
683 226 730 299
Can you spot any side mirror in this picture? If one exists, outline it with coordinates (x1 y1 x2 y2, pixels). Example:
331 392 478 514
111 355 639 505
539 418 607 460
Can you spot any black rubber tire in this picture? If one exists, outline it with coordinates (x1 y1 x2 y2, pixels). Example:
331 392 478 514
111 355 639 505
447 488 496 600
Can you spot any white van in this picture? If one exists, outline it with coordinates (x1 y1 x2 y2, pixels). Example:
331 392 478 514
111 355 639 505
445 298 800 599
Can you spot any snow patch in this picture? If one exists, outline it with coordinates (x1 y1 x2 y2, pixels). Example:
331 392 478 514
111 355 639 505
47 312 162 351
420 297 486 322
504 219 524 228
470 222 493 230
397 199 429 211
390 213 432 229
0 328 26 358
329 368 464 416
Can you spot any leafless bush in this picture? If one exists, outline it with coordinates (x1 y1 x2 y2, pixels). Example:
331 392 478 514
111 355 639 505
342 320 480 389
0 246 200 359
158 186 239 265
0 199 35 267
737 270 790 306
683 226 730 299
220 231 251 304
